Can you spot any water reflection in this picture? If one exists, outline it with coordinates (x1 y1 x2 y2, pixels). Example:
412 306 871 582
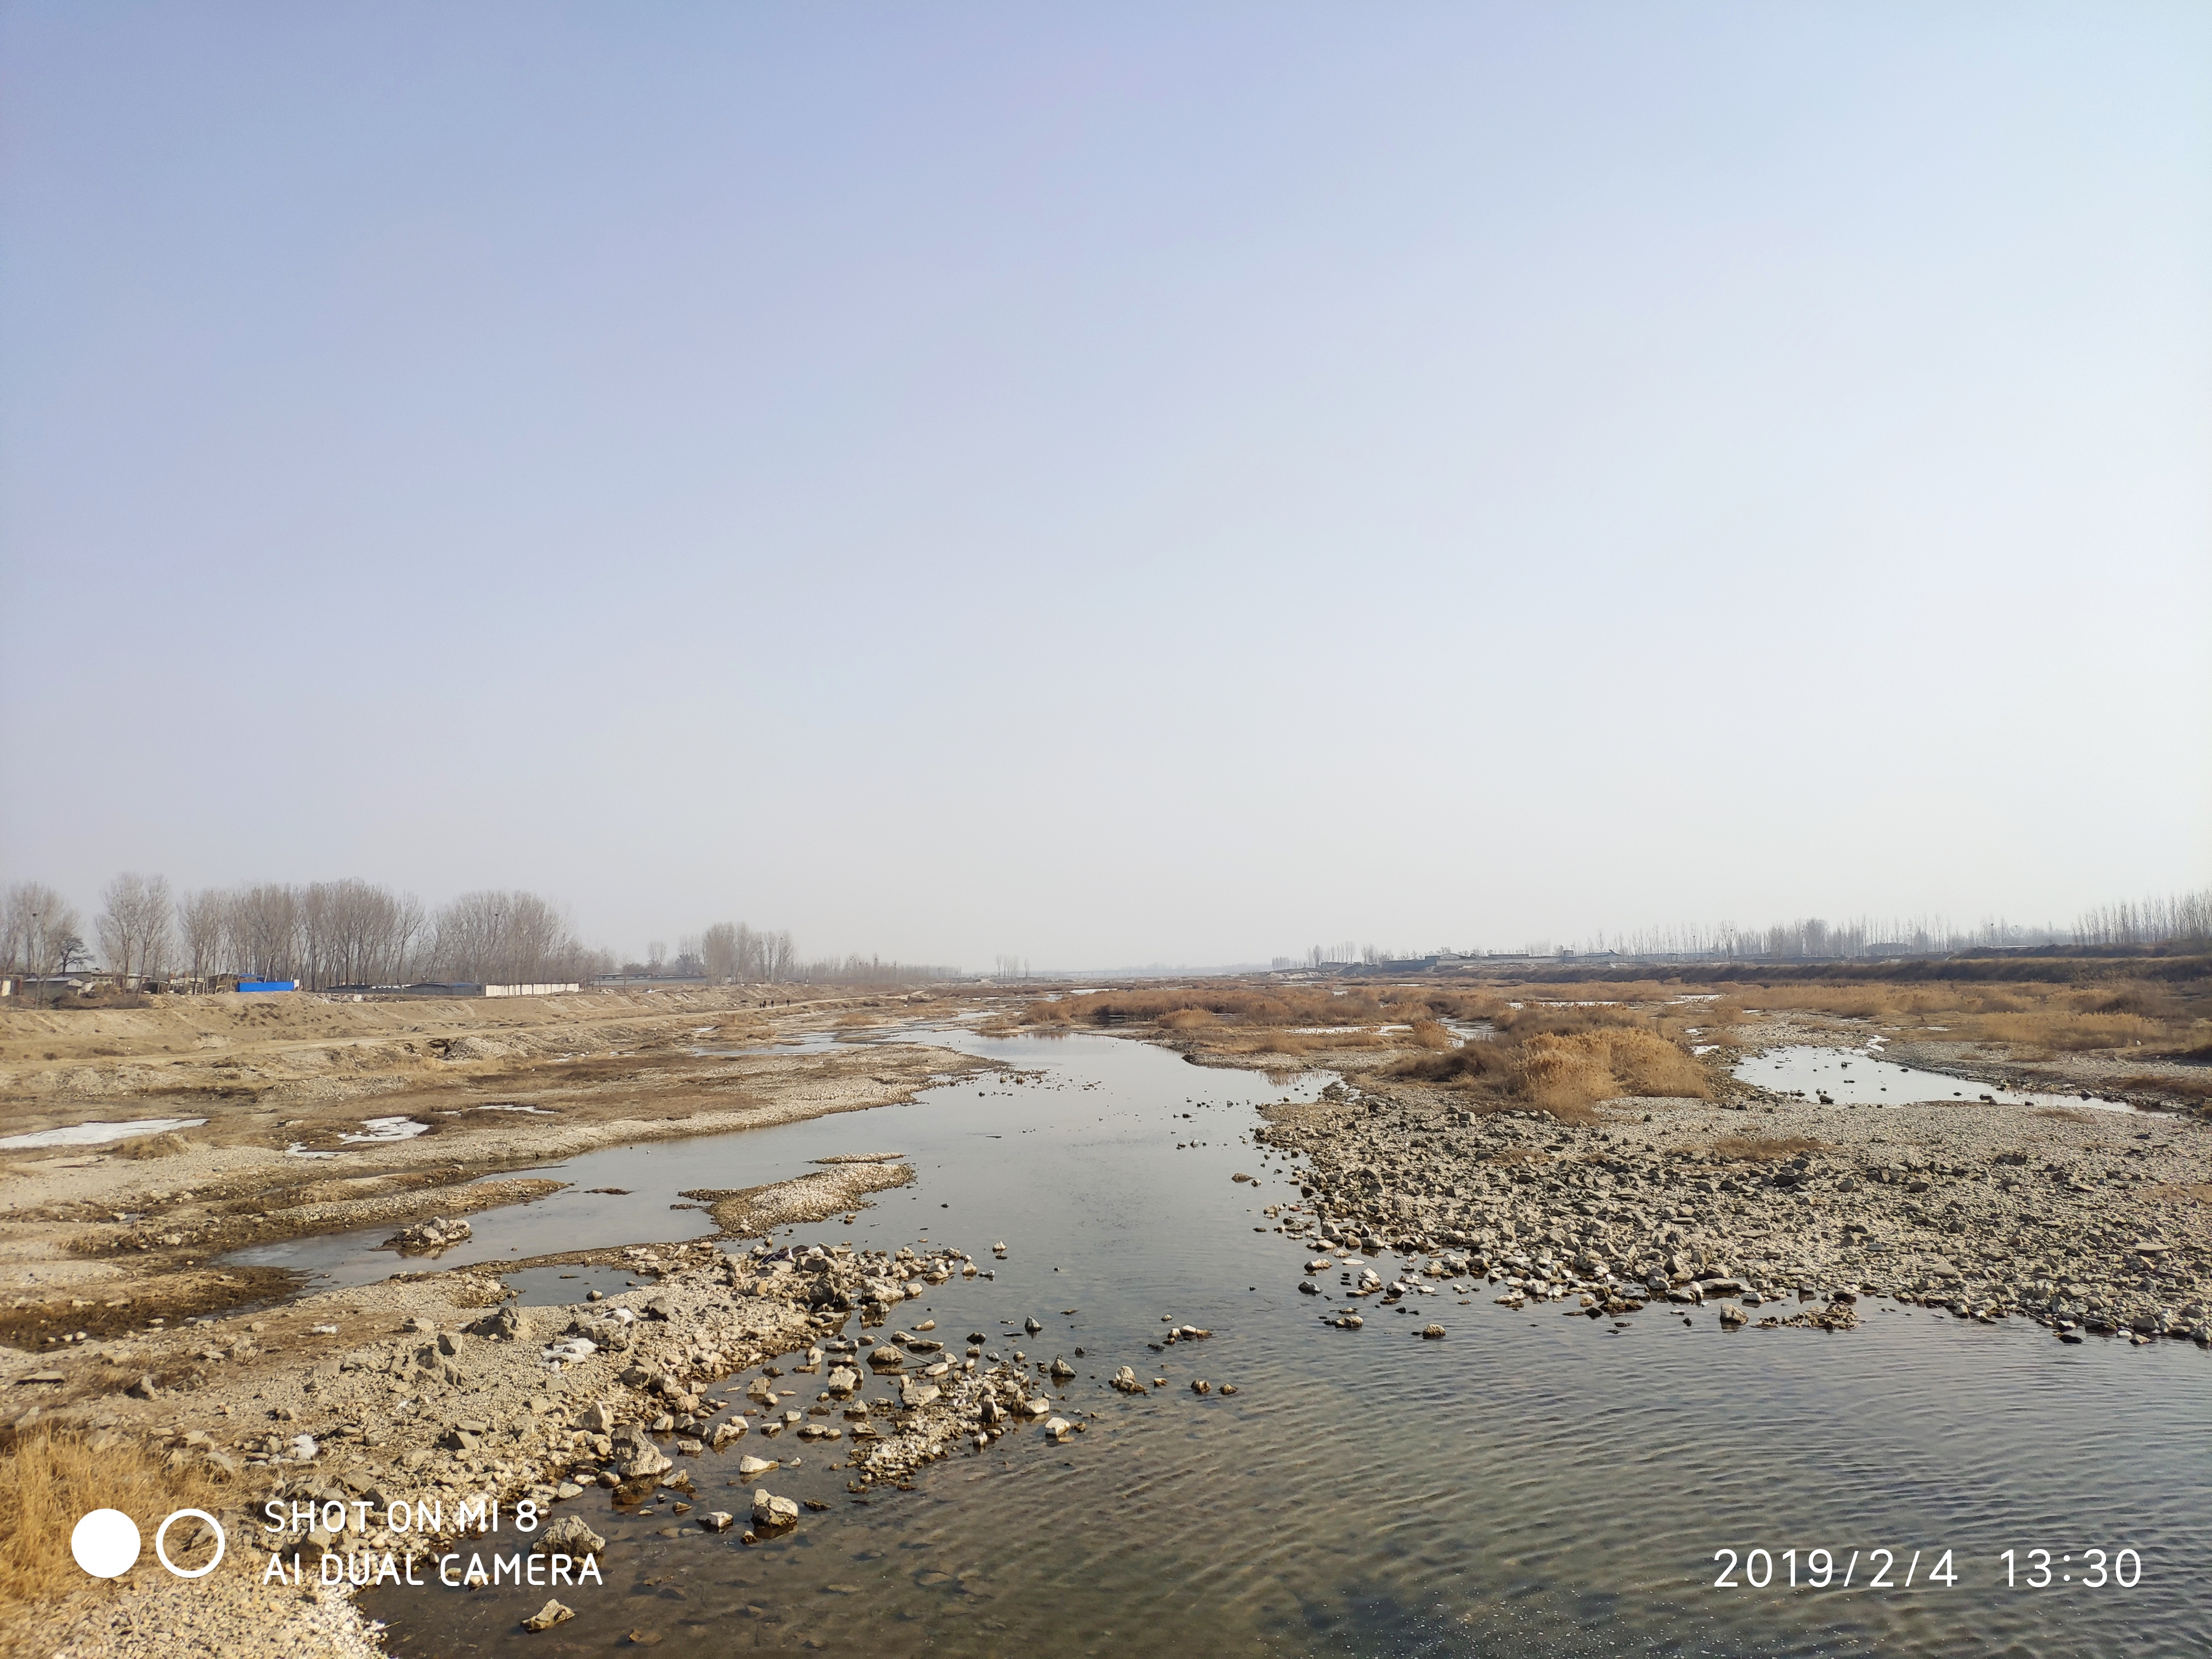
359 1032 2207 1658
1737 1044 2138 1113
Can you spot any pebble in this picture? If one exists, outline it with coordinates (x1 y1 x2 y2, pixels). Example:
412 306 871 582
521 1599 573 1632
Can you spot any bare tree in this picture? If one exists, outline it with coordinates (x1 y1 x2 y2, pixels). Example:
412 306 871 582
432 890 607 985
176 888 232 983
296 879 426 988
691 922 802 985
137 873 174 978
2 883 80 979
230 884 302 981
701 922 740 984
97 872 174 984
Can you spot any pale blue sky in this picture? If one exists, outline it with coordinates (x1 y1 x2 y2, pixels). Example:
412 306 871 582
3 3 2207 967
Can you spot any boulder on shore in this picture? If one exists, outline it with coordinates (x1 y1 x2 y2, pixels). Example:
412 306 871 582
387 1216 472 1254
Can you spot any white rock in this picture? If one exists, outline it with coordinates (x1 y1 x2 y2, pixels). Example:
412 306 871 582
522 1599 573 1632
532 1515 605 1555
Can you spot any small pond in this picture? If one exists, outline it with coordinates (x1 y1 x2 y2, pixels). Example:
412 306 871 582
1736 1046 2140 1113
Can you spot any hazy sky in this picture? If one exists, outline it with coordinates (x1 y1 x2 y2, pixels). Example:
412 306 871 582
3 3 2207 969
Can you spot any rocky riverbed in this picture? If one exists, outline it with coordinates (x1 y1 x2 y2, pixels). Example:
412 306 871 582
1257 1066 2210 1348
25 1231 1029 1654
13 1005 2209 1658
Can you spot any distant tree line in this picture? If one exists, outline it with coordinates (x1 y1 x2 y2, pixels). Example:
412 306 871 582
700 923 798 984
696 922 956 985
1 875 612 990
1 876 962 991
1272 889 2212 969
1574 890 2210 961
2070 890 2212 950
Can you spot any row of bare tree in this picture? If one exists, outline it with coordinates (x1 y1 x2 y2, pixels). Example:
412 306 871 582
2 878 962 991
1578 891 2212 960
699 922 797 984
696 923 955 984
1 876 614 990
2072 890 2212 949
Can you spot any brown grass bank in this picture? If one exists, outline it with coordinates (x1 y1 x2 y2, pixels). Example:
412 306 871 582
0 1425 229 1637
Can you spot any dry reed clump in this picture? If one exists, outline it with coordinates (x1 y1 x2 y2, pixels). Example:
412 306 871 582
1515 1030 1711 1114
1391 1026 1709 1123
114 1132 193 1161
1389 1041 1517 1090
1492 1002 1645 1037
1710 1134 1829 1163
1379 988 1509 1023
1407 1019 1455 1050
0 1426 230 1627
1514 1033 1620 1114
1158 1009 1219 1030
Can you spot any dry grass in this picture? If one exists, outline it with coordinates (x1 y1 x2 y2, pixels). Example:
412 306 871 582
1390 1041 1519 1090
1711 1134 1829 1162
0 1426 229 1626
1157 1008 1219 1030
1407 1019 1455 1049
1723 978 2208 1057
1020 983 1506 1034
1390 1024 1708 1123
2149 1183 2212 1206
1967 1012 2164 1056
1486 1145 1551 1165
1207 1030 1384 1057
1519 1029 1711 1112
2111 1071 2212 1102
113 1132 193 1161
1023 987 1378 1028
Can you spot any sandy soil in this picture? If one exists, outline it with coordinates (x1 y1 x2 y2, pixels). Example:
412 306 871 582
0 989 984 1338
0 986 1002 1657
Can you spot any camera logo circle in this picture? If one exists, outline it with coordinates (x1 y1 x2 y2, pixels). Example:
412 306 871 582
72 1509 225 1579
71 1510 140 1579
154 1509 226 1578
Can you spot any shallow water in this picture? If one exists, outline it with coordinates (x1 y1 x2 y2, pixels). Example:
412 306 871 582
501 1264 641 1307
356 1031 2207 1657
1736 1045 2139 1113
225 1038 974 1288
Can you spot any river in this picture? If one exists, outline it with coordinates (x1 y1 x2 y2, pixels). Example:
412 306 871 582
354 1027 2208 1657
